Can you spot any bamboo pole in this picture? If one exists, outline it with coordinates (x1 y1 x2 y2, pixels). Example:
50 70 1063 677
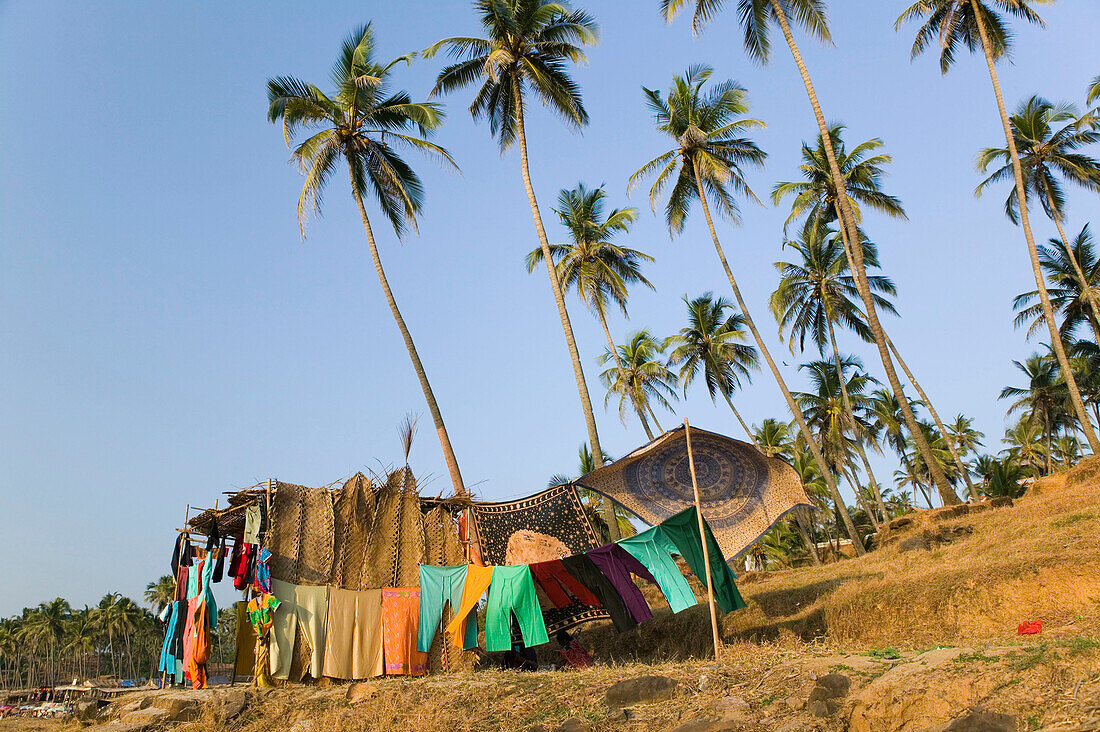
684 419 721 660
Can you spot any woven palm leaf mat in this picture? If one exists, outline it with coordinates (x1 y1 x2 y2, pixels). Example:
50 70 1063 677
267 481 334 586
469 484 610 634
330 473 377 591
577 425 813 558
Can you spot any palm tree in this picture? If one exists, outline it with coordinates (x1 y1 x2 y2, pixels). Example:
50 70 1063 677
770 222 894 517
769 123 963 504
976 95 1100 342
772 124 906 239
64 609 96 681
753 417 794 458
144 576 176 616
667 293 759 441
999 352 1071 474
663 0 961 505
792 357 883 528
1015 225 1100 342
425 2 615 535
629 66 864 555
1001 416 1048 478
868 388 934 507
599 330 678 439
946 414 985 460
1052 434 1081 467
897 1 1100 454
526 184 655 435
265 25 468 496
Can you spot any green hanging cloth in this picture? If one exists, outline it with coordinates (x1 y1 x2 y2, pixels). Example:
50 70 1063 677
659 506 747 614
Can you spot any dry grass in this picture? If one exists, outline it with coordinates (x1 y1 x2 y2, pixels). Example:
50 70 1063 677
718 463 1100 651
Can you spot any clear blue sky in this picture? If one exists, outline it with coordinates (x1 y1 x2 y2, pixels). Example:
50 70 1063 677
2 1 1098 616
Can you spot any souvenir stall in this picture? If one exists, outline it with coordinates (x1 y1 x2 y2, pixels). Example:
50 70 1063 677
159 423 812 686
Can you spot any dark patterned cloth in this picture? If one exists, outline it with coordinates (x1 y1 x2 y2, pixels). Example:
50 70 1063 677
577 426 813 559
469 485 610 634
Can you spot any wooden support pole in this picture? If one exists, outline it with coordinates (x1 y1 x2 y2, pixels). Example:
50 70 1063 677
684 419 722 660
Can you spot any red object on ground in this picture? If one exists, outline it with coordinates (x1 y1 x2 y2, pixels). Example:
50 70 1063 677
1017 620 1042 635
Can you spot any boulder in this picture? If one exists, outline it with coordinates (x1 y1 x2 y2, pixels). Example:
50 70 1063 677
215 688 248 720
346 681 377 705
604 675 678 707
667 717 742 732
886 516 914 531
943 709 1019 731
73 699 100 721
898 535 931 552
990 497 1014 508
119 707 169 729
553 718 593 732
807 673 850 717
155 695 200 722
933 505 970 521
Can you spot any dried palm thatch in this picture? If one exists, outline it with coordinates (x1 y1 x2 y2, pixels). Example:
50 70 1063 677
267 481 334 585
331 473 377 591
297 487 334 586
394 468 426 588
267 482 303 583
363 478 401 589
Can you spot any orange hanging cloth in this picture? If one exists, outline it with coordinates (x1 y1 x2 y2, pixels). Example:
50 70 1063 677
381 588 428 676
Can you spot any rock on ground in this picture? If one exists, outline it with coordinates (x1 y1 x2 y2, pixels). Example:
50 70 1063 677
604 675 679 707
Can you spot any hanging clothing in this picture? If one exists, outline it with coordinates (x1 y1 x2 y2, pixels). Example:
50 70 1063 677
586 544 659 624
253 547 272 594
212 539 226 584
269 579 328 680
247 593 280 634
185 556 218 689
444 564 494 648
171 532 193 574
231 542 255 591
322 588 384 680
617 525 698 613
530 559 601 609
158 601 183 678
381 588 428 676
561 555 637 633
174 564 190 603
659 507 746 614
484 565 549 652
243 504 263 545
417 565 479 653
233 601 257 677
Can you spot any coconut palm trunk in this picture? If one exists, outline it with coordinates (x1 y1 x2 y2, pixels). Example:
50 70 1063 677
792 508 822 565
346 161 468 497
1047 206 1100 344
645 403 665 435
770 0 960 505
719 390 757 447
597 310 655 440
883 335 977 499
967 2 1100 452
691 165 866 555
840 463 879 531
512 78 618 540
825 319 888 519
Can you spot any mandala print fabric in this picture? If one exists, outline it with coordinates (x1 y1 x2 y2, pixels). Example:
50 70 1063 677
577 426 813 559
469 484 609 634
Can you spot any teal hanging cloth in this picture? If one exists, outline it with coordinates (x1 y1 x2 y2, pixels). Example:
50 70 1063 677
659 507 746 614
616 525 698 613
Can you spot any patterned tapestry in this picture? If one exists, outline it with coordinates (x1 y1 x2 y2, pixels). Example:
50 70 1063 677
576 426 812 559
469 484 609 634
